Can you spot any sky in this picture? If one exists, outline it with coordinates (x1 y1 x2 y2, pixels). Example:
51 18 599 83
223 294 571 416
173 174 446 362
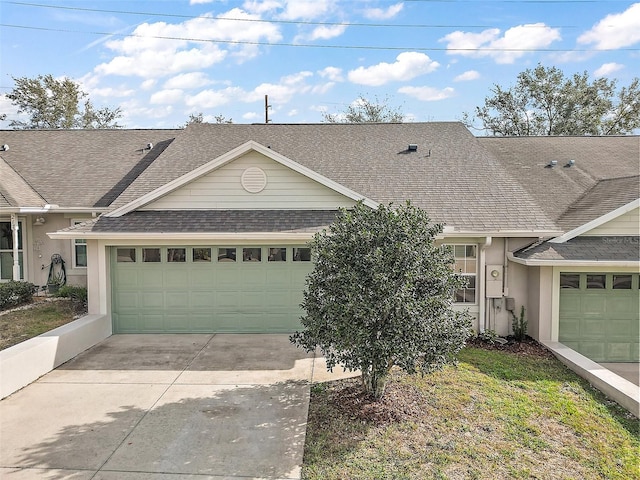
1 0 639 130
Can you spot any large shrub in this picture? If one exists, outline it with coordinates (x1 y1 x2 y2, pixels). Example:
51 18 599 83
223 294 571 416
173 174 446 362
55 285 88 311
291 202 472 399
0 281 35 311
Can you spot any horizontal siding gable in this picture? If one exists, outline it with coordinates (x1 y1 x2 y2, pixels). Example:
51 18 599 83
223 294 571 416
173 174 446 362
583 207 640 236
141 150 357 211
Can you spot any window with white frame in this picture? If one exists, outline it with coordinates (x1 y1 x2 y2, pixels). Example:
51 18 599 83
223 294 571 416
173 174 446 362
449 244 477 304
0 220 24 280
72 221 87 268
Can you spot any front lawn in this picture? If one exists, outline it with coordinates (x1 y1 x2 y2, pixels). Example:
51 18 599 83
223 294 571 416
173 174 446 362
0 299 84 350
302 345 639 479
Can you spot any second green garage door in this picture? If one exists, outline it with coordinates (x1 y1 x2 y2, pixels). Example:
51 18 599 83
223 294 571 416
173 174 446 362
559 272 639 362
111 246 313 333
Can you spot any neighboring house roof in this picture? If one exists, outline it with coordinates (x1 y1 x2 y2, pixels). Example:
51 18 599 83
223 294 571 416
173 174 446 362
107 123 558 233
0 129 181 208
0 156 46 208
63 210 340 235
478 136 640 226
512 236 639 264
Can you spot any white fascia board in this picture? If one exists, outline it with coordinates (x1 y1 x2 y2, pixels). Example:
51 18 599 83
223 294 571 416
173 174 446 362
549 199 640 244
47 231 318 242
506 251 639 268
107 140 378 218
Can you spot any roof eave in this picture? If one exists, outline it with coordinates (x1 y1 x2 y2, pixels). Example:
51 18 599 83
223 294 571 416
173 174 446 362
507 252 640 267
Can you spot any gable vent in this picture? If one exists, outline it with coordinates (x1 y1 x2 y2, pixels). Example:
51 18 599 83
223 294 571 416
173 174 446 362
241 167 268 193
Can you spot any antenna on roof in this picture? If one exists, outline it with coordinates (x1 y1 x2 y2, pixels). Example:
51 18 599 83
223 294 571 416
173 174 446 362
265 95 271 124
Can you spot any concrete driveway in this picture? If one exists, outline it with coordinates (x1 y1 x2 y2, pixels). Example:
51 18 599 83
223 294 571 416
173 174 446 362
0 334 355 479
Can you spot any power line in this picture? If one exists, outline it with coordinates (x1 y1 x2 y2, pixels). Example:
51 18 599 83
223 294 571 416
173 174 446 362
3 1 584 30
2 23 638 52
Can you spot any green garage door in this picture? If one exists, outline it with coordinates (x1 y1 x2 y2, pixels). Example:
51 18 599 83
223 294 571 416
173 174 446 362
559 273 639 362
111 246 313 333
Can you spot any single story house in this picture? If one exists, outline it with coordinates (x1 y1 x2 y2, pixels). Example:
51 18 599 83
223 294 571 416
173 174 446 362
1 123 638 363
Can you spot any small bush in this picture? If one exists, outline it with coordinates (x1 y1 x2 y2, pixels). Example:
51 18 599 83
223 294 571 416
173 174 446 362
478 329 498 345
0 281 35 311
55 285 88 310
511 305 527 342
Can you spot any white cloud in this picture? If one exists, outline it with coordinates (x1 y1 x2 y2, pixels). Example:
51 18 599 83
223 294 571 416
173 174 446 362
303 24 348 41
398 86 455 101
94 9 282 79
578 3 640 49
454 70 480 82
318 66 343 81
440 23 561 64
150 89 185 105
141 79 157 90
363 2 403 20
287 109 298 116
88 86 136 98
185 87 246 108
278 0 336 20
594 62 624 77
348 52 439 86
190 0 214 4
242 111 261 120
164 72 212 89
252 71 314 103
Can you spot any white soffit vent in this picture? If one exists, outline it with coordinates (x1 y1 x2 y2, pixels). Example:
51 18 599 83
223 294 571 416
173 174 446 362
241 167 267 193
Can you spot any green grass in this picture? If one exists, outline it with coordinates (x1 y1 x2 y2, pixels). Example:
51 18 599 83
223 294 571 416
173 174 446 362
302 347 639 480
0 299 81 350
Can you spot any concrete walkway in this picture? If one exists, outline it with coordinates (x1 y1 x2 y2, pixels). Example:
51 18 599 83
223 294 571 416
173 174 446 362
0 334 357 479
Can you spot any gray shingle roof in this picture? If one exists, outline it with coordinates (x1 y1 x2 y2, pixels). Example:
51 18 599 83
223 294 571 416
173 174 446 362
0 157 45 207
108 123 558 232
0 129 180 208
478 136 640 226
558 176 640 230
63 210 340 234
514 236 640 262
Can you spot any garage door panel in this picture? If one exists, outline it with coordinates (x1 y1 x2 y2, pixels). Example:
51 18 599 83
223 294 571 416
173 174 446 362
606 343 635 362
112 246 312 334
190 291 216 308
139 292 164 308
165 269 189 288
138 269 164 287
116 292 139 309
166 291 189 309
140 313 165 331
559 272 639 362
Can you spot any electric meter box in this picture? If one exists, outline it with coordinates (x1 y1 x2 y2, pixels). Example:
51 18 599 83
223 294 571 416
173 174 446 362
486 265 503 298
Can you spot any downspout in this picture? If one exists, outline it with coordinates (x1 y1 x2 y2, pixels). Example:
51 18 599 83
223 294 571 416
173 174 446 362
10 214 20 281
478 236 492 333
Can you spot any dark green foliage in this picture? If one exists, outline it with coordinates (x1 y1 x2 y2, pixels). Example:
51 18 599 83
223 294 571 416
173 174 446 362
322 94 404 123
464 64 640 136
0 281 35 311
6 74 123 129
291 202 472 399
55 285 88 309
511 305 527 342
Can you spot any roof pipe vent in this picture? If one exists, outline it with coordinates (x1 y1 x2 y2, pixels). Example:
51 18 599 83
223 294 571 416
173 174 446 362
407 144 418 152
1 144 8 152
146 143 153 150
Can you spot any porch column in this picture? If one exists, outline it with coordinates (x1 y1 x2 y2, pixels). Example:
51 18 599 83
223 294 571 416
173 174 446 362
10 213 20 281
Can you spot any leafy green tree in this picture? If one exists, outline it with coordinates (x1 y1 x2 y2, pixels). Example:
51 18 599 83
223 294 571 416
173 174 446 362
322 94 404 123
184 112 233 127
464 64 640 136
6 74 122 129
291 202 472 399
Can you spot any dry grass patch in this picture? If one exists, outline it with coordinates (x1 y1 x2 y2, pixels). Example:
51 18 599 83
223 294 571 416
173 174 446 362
303 344 639 480
0 298 84 350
